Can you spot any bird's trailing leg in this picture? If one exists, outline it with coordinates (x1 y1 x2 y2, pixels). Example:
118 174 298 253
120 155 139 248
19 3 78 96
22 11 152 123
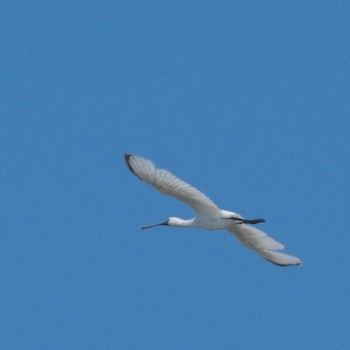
231 217 266 225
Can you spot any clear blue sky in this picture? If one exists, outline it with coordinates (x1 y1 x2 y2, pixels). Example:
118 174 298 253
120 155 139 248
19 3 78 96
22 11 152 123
2 1 350 349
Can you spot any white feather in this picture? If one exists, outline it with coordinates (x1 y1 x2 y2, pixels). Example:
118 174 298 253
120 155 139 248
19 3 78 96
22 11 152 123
125 153 220 214
125 153 302 267
227 225 301 266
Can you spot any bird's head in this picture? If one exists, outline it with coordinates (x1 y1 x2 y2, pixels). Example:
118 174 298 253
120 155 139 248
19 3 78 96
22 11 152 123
141 217 185 229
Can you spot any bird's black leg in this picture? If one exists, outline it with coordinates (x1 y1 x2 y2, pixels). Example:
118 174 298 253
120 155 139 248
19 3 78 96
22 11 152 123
230 217 266 225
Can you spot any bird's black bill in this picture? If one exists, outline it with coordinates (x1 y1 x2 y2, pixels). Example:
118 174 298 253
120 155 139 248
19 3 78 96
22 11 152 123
141 220 169 230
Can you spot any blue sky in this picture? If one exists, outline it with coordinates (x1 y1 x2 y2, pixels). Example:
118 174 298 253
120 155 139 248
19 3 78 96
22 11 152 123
2 1 350 349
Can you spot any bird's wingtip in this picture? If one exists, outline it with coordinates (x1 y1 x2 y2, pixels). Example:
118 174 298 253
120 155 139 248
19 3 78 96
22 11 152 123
124 153 134 173
124 153 145 181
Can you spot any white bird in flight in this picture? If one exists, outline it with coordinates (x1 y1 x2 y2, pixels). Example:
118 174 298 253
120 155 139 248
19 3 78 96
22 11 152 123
124 153 301 267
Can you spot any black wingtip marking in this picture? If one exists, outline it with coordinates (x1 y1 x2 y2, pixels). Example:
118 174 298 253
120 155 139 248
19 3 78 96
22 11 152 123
124 153 143 181
267 259 302 267
124 153 135 173
269 261 290 267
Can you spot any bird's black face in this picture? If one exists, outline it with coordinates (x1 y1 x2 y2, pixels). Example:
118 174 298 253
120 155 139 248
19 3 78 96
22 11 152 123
141 219 169 230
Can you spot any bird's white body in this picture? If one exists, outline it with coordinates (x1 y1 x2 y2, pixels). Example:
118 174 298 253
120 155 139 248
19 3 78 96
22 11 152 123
171 210 242 231
124 153 301 267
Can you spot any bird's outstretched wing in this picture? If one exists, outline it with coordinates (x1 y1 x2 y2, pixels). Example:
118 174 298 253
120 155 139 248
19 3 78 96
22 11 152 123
227 224 302 266
124 153 220 214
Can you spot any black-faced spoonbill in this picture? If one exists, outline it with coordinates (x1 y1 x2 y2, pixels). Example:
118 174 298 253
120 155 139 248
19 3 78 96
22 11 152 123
124 153 301 266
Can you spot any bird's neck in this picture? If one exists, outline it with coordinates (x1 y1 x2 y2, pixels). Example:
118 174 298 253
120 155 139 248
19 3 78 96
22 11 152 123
169 217 196 228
